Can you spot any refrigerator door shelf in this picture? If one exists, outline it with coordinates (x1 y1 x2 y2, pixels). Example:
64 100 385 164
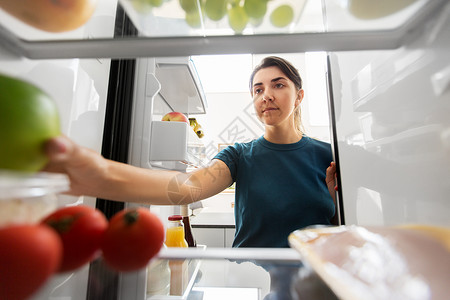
155 57 207 115
362 124 446 163
350 48 433 112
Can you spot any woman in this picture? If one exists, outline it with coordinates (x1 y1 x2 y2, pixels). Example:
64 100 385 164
44 56 337 248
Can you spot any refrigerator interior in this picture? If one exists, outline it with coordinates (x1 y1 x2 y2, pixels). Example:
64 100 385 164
0 0 449 299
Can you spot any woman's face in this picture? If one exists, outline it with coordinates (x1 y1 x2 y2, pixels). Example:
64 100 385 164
251 66 303 129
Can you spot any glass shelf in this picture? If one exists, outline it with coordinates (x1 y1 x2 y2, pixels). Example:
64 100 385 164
149 247 338 300
0 0 445 59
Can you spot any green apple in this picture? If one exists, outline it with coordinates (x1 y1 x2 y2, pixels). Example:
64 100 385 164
0 74 60 172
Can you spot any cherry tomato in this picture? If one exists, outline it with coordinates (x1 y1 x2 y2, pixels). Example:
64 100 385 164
0 224 62 300
42 205 108 273
101 208 165 272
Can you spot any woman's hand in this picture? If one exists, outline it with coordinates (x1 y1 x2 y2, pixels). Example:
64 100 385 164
42 135 109 197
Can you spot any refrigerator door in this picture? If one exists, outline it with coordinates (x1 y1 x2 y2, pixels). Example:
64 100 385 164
0 2 119 300
128 57 207 171
328 2 450 226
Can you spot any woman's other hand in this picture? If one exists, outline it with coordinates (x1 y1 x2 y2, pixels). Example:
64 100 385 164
326 162 339 225
326 162 337 204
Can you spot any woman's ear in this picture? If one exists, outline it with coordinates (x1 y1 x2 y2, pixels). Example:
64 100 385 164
295 89 304 106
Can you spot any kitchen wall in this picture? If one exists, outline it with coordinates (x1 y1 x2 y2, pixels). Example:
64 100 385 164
190 53 332 214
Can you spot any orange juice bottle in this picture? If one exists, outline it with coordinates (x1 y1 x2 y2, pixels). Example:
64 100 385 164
165 215 188 248
165 215 188 295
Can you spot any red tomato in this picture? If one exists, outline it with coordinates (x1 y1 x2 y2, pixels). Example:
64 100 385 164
42 205 108 273
101 208 165 272
0 224 62 300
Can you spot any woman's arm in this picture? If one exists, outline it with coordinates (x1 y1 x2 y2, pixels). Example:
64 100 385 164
43 136 232 205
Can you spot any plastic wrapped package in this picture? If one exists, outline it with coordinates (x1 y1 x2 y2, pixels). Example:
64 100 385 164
289 225 450 300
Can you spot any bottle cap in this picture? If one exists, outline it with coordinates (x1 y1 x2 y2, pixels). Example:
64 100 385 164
180 205 189 216
168 215 183 221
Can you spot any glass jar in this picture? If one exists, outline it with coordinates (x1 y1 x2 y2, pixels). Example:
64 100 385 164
0 171 69 227
165 215 188 248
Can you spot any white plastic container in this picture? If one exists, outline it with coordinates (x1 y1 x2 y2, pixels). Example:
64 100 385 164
150 121 189 162
0 171 69 227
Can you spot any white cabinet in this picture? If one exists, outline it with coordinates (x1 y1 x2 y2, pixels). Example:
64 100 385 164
193 228 223 248
193 227 236 248
224 228 235 248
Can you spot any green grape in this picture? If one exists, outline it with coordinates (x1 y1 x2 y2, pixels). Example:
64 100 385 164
148 0 164 7
185 10 203 28
205 0 228 21
131 0 152 12
270 4 294 28
243 0 267 20
249 16 264 27
228 5 249 34
179 0 200 13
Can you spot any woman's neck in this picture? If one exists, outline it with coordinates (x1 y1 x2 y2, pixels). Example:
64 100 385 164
264 127 302 144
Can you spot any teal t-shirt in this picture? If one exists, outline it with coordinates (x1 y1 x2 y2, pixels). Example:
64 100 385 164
214 136 335 248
